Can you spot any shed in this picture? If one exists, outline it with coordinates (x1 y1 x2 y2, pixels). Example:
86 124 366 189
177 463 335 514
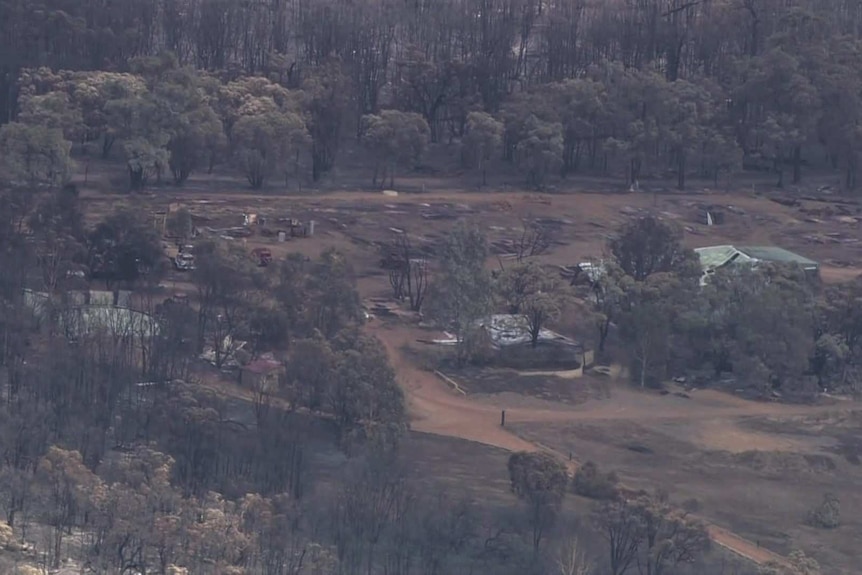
479 315 586 369
735 246 819 272
694 244 819 284
432 314 587 370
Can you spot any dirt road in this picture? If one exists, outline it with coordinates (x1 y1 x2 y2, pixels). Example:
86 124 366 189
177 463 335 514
370 323 849 432
367 321 862 568
154 183 860 569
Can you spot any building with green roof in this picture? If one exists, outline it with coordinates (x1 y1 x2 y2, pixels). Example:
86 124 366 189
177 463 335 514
694 244 819 284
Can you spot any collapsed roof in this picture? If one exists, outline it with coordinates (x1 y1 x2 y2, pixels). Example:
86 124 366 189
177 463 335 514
431 314 582 349
23 289 160 338
59 306 161 338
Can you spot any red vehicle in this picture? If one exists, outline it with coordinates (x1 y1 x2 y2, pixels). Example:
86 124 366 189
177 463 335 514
251 247 273 267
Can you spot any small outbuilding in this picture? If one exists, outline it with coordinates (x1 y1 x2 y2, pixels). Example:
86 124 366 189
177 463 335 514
432 314 588 370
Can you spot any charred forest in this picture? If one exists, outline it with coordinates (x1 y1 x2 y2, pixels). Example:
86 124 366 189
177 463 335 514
0 1 859 575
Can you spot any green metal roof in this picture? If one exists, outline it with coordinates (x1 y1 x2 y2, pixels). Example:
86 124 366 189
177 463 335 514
695 245 819 274
694 245 746 271
736 246 819 268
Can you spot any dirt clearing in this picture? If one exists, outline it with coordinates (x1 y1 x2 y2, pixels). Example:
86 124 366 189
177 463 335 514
86 169 862 572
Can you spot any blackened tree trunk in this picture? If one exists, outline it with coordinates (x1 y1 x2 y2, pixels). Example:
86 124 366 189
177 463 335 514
792 145 802 184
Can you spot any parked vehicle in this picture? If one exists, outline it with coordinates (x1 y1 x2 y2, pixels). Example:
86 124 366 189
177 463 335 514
251 247 273 267
174 252 196 271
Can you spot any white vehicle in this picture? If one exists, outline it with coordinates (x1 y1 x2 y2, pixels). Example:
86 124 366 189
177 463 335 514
174 252 196 271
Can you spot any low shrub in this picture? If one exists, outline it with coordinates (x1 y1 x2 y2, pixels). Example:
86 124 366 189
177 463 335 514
572 461 619 500
806 493 840 529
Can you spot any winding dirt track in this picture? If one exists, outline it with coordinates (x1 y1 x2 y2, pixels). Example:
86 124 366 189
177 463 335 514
158 186 858 568
367 321 862 568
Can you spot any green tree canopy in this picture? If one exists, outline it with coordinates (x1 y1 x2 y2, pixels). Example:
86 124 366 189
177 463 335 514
463 111 503 187
609 216 699 282
104 90 171 190
426 221 493 364
302 60 351 181
151 67 225 185
507 451 568 553
231 100 308 189
0 122 73 188
331 334 407 450
18 91 84 143
361 109 430 188
691 265 817 395
87 209 162 287
515 114 564 189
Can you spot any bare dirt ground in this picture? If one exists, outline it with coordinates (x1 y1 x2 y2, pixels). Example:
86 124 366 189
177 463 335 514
77 160 862 571
76 157 862 282
440 366 610 405
174 181 859 570
370 319 862 571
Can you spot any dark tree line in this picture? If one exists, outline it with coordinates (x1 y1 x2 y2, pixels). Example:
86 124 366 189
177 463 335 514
4 0 862 190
